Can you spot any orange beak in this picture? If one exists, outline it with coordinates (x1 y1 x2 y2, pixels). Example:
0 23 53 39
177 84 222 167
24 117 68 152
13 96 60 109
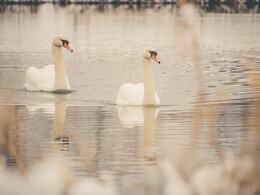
152 54 161 64
64 42 73 52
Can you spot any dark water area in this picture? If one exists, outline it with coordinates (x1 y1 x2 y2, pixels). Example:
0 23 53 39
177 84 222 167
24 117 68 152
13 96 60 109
0 3 260 194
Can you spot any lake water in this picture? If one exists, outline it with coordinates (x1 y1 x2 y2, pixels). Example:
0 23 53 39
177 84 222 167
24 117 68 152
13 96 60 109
0 3 260 194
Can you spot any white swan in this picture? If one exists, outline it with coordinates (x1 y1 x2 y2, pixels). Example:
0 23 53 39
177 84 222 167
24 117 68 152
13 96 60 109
25 35 73 92
116 47 161 106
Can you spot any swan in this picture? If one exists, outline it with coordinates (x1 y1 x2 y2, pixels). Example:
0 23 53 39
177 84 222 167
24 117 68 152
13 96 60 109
116 47 161 106
25 35 73 92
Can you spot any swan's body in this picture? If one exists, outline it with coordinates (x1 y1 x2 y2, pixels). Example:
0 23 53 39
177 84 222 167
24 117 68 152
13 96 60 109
116 83 160 106
25 35 73 92
25 65 70 92
116 47 161 106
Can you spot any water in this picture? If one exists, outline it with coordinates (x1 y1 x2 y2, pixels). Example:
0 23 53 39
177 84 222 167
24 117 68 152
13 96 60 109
0 3 260 193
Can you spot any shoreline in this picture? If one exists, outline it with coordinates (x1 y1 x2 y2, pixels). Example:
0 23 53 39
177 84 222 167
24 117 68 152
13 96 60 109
1 0 259 6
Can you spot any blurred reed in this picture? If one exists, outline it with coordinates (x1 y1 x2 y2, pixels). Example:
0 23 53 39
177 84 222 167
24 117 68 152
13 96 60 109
166 2 259 194
244 57 260 160
180 2 228 161
0 90 28 175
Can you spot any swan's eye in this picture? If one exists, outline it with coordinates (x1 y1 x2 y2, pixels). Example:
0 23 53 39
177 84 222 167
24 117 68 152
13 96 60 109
149 51 157 57
60 39 69 46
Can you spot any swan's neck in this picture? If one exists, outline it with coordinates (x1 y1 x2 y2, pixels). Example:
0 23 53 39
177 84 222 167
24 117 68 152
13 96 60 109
52 45 69 91
142 58 156 105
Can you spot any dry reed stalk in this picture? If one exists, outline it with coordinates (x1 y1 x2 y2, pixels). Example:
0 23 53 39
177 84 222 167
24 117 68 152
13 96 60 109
65 124 98 177
179 4 205 155
243 59 260 160
0 90 28 175
179 7 260 194
179 3 227 163
204 101 227 161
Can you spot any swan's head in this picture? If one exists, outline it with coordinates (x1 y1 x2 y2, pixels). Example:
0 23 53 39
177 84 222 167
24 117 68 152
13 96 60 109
142 47 160 64
52 35 73 52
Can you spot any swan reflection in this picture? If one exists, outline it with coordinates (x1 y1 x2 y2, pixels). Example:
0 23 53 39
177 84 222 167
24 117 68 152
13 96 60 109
26 93 72 151
142 106 158 161
52 96 72 151
117 106 159 161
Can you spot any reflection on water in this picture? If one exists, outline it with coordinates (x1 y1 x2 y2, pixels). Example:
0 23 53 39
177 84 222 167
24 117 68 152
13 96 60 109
117 105 159 161
50 95 71 151
26 93 72 151
142 107 158 161
1 88 260 193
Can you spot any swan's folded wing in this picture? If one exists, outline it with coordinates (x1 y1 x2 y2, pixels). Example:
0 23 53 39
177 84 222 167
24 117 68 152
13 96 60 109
116 83 144 105
25 65 55 91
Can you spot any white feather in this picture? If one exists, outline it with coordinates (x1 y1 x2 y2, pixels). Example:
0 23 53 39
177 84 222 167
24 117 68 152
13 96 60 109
25 65 55 91
116 83 160 106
